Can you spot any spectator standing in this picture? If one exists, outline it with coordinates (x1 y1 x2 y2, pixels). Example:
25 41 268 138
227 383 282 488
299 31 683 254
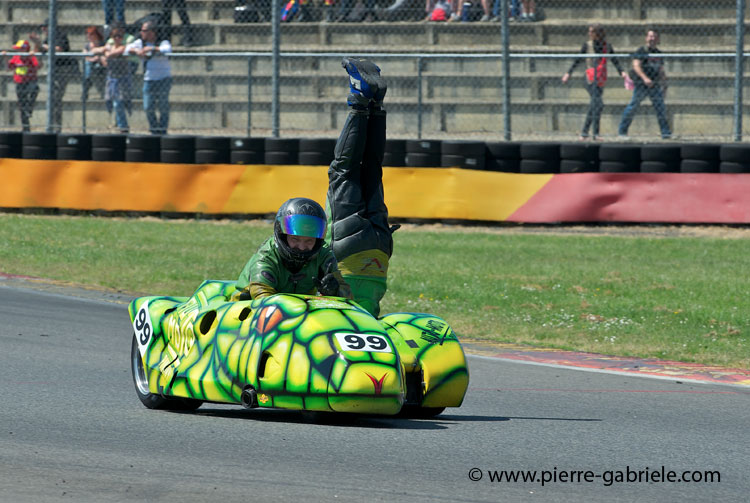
519 0 536 21
125 20 172 135
2 40 41 132
83 26 107 102
100 23 133 133
562 24 628 141
101 0 126 28
161 0 195 46
491 0 520 22
29 19 78 132
618 28 672 140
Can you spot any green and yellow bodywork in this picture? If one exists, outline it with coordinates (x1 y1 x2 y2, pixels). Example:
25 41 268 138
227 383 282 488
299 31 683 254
129 280 469 415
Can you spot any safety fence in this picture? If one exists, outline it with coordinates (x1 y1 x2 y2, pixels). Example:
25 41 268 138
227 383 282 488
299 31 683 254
1 0 748 140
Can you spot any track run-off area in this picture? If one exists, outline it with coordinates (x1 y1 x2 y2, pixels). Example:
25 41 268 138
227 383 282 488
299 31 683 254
1 278 748 502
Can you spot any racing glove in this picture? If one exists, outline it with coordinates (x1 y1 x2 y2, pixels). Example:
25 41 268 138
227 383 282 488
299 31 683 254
315 273 340 297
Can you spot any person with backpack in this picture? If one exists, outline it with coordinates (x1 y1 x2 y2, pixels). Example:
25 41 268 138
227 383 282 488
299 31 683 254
561 24 628 141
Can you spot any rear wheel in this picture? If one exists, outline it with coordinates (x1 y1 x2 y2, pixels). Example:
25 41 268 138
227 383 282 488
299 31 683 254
399 405 445 418
130 334 202 410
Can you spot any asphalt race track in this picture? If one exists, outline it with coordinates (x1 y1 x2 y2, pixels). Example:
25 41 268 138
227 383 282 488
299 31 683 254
1 281 749 502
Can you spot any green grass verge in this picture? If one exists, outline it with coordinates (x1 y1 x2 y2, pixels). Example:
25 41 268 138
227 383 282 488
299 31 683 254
1 213 747 369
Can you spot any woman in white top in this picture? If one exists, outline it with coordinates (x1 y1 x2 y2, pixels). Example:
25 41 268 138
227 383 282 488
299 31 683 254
124 20 172 135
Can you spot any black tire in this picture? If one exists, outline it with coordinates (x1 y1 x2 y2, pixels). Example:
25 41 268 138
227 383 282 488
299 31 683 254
57 146 92 161
599 160 639 173
265 151 298 165
560 143 599 161
719 161 750 173
92 147 126 162
441 154 485 170
230 150 264 164
22 132 56 148
719 144 750 163
520 142 559 160
92 134 127 149
405 152 441 167
0 144 22 158
520 159 559 173
195 136 231 151
126 148 161 163
681 143 720 161
640 160 679 173
57 133 92 149
441 140 485 156
161 135 196 151
383 151 406 167
398 405 445 418
195 149 230 164
485 158 520 172
161 149 196 164
298 151 334 166
406 139 441 154
231 137 265 151
681 159 719 173
385 139 406 154
0 132 22 146
126 134 161 150
131 334 202 411
22 145 56 159
599 144 640 163
299 138 336 153
640 144 681 162
560 159 598 173
264 138 299 152
486 141 521 159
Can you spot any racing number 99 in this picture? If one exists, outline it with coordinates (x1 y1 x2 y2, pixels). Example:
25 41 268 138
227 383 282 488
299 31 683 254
135 309 151 345
132 302 154 356
336 333 391 353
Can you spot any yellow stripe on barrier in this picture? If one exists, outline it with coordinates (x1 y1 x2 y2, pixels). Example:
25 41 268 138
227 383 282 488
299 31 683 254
0 159 553 221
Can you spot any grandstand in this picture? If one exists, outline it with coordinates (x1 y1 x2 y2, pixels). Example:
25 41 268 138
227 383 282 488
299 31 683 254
1 0 747 139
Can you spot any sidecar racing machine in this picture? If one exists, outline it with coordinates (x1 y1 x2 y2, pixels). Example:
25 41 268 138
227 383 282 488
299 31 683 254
129 280 469 417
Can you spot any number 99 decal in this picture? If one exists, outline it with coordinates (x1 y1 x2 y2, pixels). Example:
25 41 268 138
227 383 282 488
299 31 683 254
132 302 153 357
335 333 392 353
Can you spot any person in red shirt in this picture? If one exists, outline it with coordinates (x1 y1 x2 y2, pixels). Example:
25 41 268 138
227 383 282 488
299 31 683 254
3 40 41 132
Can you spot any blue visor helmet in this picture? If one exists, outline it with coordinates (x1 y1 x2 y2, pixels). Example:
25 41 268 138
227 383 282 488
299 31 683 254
273 198 327 269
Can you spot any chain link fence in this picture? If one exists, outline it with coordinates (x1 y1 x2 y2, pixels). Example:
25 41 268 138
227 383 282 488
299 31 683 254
1 0 748 140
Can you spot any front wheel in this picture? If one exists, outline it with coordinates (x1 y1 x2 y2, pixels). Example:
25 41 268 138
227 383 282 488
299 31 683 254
130 334 202 411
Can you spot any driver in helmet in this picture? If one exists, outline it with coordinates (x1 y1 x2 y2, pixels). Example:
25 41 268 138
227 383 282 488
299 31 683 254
235 197 351 300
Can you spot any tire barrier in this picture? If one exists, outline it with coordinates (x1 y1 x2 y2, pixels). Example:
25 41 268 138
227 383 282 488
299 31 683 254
57 134 93 161
264 137 299 165
598 144 640 173
195 136 231 164
520 142 560 173
230 137 265 165
3 133 749 174
126 135 161 163
681 144 720 173
719 144 750 173
92 134 127 162
22 132 56 160
383 139 406 167
0 132 23 159
298 138 336 166
485 141 520 172
440 140 485 170
161 135 196 164
640 144 681 173
559 143 599 173
405 139 441 167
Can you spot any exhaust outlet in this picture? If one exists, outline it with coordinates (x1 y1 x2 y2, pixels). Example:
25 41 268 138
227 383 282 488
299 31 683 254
241 387 258 408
